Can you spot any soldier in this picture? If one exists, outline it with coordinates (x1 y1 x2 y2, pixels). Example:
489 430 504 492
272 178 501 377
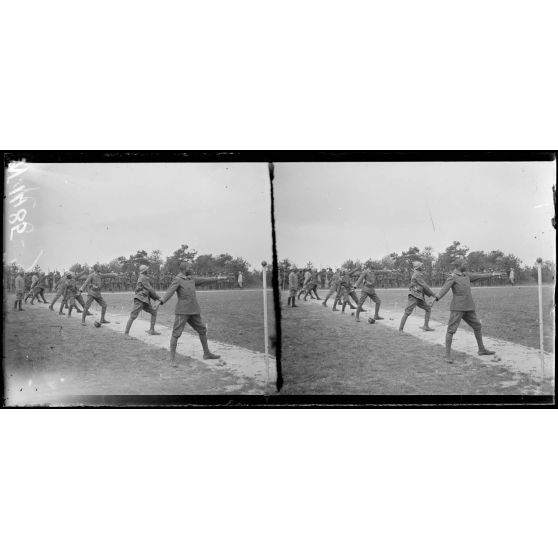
303 269 321 301
287 266 299 308
49 271 89 315
28 272 50 304
24 272 39 304
436 259 505 363
333 268 360 312
354 265 395 322
237 271 244 289
159 262 226 366
399 261 437 332
124 265 163 336
79 265 116 326
14 271 25 311
62 274 81 317
322 268 341 307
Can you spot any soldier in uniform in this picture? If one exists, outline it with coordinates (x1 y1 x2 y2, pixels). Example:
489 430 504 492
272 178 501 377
24 273 40 304
399 261 437 332
354 265 395 322
62 274 81 317
322 269 341 308
436 259 505 363
159 262 226 366
303 269 321 301
14 271 25 311
237 271 244 289
333 268 360 312
79 265 116 326
124 265 163 336
287 266 299 308
49 271 89 314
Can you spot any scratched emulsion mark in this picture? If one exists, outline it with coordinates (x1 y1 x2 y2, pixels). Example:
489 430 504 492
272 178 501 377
6 159 43 270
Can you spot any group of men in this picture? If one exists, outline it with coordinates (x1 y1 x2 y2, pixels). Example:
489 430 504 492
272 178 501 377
13 263 227 367
287 260 506 363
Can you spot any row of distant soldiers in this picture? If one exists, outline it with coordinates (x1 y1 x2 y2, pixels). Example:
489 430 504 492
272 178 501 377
281 266 513 290
287 262 511 363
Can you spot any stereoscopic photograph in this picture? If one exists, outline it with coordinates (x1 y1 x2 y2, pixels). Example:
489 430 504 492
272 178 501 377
274 158 555 397
3 157 277 405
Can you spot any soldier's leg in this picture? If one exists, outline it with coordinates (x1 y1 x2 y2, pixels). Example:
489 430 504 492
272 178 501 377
98 296 110 323
75 294 92 315
67 297 76 317
445 312 463 363
322 287 334 307
355 292 368 322
49 292 61 310
169 315 187 365
81 295 94 324
417 299 434 331
312 286 321 300
463 312 494 355
39 289 48 303
13 298 17 310
188 315 220 359
399 295 417 331
290 288 298 307
18 299 24 311
145 304 160 335
59 296 67 315
124 299 142 336
371 292 383 319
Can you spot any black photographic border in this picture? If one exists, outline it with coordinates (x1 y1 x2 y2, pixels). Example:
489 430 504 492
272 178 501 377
2 150 556 408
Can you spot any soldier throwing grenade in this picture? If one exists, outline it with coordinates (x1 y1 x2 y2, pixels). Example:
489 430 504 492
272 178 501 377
159 262 227 367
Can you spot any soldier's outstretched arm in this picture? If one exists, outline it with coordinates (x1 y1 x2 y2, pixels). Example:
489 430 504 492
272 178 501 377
80 273 92 292
435 277 455 301
160 277 180 304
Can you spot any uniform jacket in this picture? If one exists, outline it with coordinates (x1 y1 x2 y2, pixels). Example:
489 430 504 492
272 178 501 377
409 270 435 301
134 273 160 304
160 273 218 315
437 271 493 311
288 271 299 289
81 272 104 295
356 270 378 293
15 275 25 293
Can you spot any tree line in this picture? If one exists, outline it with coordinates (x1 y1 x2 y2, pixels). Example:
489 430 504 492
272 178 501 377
278 241 555 288
3 244 263 292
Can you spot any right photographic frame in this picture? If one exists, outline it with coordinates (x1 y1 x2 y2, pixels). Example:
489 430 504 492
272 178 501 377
271 152 556 405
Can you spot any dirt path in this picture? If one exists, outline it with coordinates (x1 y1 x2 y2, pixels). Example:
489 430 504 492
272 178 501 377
5 300 277 405
305 295 554 383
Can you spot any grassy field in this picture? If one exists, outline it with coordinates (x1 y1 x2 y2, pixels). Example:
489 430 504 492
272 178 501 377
100 288 275 354
374 285 554 353
3 288 275 405
280 285 554 395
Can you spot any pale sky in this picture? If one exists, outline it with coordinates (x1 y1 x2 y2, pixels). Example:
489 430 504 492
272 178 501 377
4 162 273 271
274 161 556 269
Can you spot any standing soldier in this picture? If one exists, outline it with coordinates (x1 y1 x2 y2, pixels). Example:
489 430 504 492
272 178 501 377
14 271 25 311
287 266 299 308
237 271 244 289
79 265 116 326
435 259 505 363
322 268 341 308
124 265 163 336
303 269 321 301
24 272 40 304
159 262 226 366
62 274 81 317
28 272 50 304
354 265 394 322
333 268 360 312
399 261 437 332
509 268 515 286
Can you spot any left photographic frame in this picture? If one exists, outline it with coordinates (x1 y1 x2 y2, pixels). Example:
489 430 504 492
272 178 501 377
2 152 278 407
